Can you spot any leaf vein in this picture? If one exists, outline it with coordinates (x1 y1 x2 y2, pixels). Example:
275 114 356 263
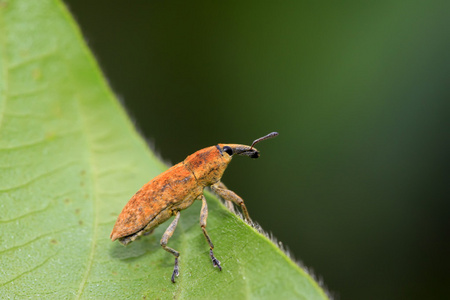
0 189 75 223
0 226 75 254
8 87 48 98
0 252 58 286
0 129 82 151
7 49 58 70
0 201 51 223
0 159 79 192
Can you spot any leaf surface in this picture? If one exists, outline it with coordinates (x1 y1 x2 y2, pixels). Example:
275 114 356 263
0 1 328 299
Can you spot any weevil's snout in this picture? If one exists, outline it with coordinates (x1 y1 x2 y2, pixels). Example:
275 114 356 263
249 151 260 159
227 132 278 158
220 143 265 159
233 146 260 159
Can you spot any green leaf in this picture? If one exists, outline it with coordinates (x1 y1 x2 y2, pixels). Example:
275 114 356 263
0 0 329 299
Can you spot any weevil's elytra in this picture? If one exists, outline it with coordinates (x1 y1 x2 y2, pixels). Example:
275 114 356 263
111 132 278 283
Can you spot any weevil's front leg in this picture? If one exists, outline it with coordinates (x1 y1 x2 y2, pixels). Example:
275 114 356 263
160 211 181 283
211 182 253 224
199 195 222 271
213 182 237 214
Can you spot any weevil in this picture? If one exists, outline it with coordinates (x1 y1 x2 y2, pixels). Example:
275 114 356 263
110 132 278 283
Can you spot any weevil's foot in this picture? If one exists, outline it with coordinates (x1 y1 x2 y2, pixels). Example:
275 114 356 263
171 257 180 283
210 249 222 271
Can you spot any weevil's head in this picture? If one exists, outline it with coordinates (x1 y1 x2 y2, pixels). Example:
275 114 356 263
184 132 278 187
218 132 278 158
219 132 279 164
217 144 260 159
218 132 279 161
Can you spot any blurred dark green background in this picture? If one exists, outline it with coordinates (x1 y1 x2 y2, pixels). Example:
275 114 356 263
64 1 449 299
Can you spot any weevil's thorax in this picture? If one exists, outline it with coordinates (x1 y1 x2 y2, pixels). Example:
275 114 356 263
183 145 232 187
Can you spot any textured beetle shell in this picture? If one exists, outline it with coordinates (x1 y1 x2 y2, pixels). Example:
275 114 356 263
110 163 200 241
110 145 232 242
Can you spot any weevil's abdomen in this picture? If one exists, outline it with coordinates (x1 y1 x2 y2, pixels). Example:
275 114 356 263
110 162 202 242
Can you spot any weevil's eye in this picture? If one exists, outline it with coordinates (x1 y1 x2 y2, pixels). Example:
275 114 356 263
223 146 233 156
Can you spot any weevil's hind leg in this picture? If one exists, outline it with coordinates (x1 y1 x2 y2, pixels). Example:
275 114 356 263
199 195 222 271
211 182 253 224
160 211 181 283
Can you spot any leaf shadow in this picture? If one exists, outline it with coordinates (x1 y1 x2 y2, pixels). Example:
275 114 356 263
109 233 161 261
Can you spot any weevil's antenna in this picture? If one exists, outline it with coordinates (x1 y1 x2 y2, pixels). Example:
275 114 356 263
250 132 279 150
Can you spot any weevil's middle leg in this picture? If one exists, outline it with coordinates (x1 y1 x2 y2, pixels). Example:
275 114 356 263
211 182 253 224
160 211 181 283
199 195 222 271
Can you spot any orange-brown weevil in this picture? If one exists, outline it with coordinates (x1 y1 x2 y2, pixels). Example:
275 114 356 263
110 132 279 282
